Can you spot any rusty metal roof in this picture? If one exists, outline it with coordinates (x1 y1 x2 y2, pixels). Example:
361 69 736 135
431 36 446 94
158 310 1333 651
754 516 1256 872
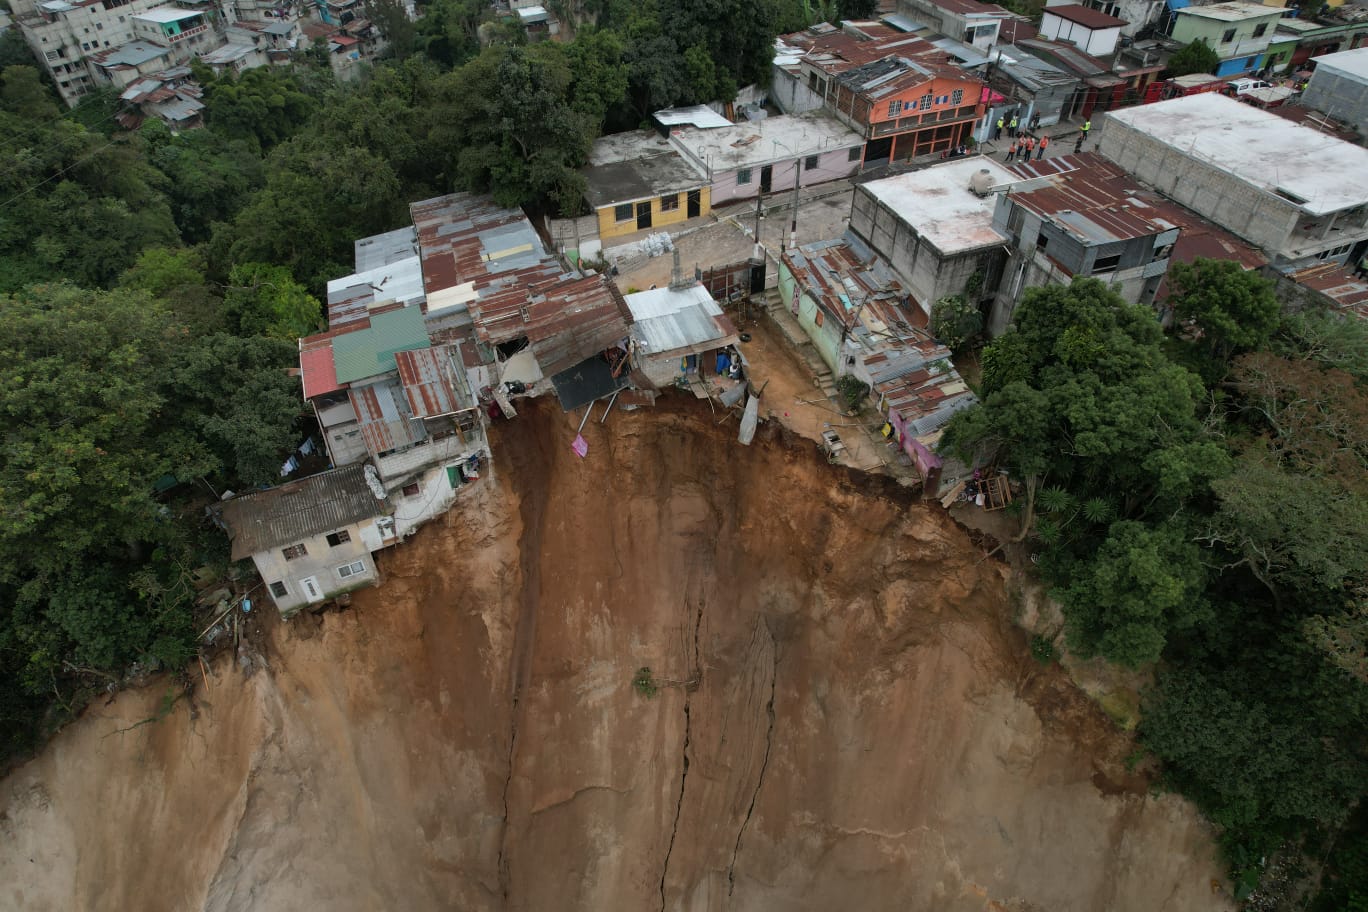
394 345 473 417
470 274 632 377
1289 262 1368 318
350 379 427 456
782 236 914 330
409 192 562 298
218 463 386 561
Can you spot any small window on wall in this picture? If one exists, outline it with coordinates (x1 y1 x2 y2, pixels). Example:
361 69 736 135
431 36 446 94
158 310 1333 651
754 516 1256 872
848 147 861 162
660 193 680 211
1222 28 1236 43
920 94 933 110
951 88 963 105
402 482 421 496
804 155 819 170
281 543 308 560
614 203 633 222
337 560 366 579
1253 23 1267 38
887 99 901 117
269 581 288 598
326 530 351 547
737 168 753 184
1093 253 1122 273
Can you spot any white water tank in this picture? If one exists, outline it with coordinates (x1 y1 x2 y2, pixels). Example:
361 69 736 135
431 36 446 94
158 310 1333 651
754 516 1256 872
968 169 995 197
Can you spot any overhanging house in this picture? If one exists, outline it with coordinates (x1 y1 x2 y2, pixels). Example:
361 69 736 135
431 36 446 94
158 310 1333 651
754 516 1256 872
848 156 1017 316
217 463 394 618
583 132 710 243
1097 93 1368 270
1037 3 1127 56
667 111 865 203
625 281 741 388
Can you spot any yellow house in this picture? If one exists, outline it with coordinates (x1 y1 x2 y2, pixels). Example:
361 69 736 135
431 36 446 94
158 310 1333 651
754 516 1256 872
583 131 712 242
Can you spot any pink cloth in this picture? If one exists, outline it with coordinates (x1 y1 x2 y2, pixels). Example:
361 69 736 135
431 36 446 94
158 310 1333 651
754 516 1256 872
571 434 589 458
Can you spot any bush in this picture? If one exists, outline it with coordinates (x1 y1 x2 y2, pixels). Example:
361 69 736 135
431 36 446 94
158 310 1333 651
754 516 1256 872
633 666 658 698
1030 634 1057 664
836 374 869 411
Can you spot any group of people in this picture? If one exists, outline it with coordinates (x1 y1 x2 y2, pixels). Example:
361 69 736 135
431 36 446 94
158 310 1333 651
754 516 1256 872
1004 135 1049 162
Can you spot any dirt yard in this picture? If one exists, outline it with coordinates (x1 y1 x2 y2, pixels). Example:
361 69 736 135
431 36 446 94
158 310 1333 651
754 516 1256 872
0 400 1231 912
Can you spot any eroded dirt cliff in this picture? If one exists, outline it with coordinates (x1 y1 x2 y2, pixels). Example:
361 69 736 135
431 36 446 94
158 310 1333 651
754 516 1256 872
0 400 1230 911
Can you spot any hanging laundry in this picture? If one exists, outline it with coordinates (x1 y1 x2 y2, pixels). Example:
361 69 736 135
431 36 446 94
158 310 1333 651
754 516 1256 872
280 455 299 476
880 422 893 438
571 434 589 458
299 437 316 456
716 351 731 375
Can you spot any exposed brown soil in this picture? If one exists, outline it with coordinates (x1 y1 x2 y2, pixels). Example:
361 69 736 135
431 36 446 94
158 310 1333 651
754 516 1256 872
0 398 1230 911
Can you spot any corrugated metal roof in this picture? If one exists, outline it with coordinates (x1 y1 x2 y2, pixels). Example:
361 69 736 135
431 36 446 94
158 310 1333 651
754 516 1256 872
467 274 632 376
625 283 740 357
1289 262 1368 318
350 379 427 455
654 105 732 129
394 345 472 417
218 463 386 561
409 192 562 298
326 255 426 329
331 305 430 384
300 337 342 399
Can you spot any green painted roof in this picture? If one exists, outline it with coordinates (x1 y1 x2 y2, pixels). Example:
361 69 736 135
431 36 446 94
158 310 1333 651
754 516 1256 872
331 306 431 384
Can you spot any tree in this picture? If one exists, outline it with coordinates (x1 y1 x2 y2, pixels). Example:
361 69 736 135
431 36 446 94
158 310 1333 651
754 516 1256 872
565 27 629 130
1167 258 1280 377
1168 39 1220 78
1056 519 1210 666
222 262 324 340
930 294 983 352
414 0 486 68
434 44 593 214
120 247 222 331
202 66 316 150
365 0 418 60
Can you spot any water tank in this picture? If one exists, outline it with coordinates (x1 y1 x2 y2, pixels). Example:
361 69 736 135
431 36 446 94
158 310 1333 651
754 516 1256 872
968 169 996 197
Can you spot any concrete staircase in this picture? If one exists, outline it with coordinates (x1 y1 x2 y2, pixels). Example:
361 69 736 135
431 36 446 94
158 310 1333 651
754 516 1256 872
757 289 841 401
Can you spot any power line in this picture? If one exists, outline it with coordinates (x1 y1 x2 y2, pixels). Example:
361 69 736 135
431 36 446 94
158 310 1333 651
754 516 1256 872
0 135 122 211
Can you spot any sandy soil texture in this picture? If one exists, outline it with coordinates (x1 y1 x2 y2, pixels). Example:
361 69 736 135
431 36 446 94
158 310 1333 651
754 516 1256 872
0 400 1231 912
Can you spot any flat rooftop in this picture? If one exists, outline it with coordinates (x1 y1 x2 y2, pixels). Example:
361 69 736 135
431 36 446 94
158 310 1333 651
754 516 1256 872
860 156 1017 254
1176 1 1280 21
135 7 202 22
1102 93 1368 215
1312 46 1368 82
669 111 863 172
584 132 706 208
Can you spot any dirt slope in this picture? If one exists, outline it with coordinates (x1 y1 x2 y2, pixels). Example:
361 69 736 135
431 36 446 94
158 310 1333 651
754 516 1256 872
0 400 1230 912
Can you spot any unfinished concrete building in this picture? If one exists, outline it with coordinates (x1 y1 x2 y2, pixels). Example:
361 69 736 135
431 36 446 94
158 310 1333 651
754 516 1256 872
1096 93 1368 271
1302 47 1368 138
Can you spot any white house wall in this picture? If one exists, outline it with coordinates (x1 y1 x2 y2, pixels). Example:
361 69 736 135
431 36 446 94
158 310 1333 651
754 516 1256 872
252 519 384 617
770 65 825 115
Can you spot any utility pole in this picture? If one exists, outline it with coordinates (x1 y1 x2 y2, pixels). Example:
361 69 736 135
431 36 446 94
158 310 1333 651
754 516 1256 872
783 162 800 255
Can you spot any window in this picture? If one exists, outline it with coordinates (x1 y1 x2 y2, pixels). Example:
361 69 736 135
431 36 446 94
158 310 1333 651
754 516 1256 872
1093 253 1122 273
337 560 366 579
887 99 901 118
951 88 963 105
281 543 308 560
1036 233 1050 252
660 193 679 211
326 530 351 547
737 168 753 184
269 581 288 598
45 50 59 60
613 203 633 222
1222 28 1236 43
919 94 933 110
808 72 818 90
814 308 824 327
848 147 861 162
402 482 420 496
804 155 819 171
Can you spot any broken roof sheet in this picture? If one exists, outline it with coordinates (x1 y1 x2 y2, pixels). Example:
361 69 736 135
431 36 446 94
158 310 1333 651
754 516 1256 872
326 255 426 330
654 104 732 129
1289 262 1368 318
783 237 913 332
219 463 385 561
394 344 472 417
355 226 419 272
473 274 632 376
331 305 430 384
550 354 629 412
625 283 739 358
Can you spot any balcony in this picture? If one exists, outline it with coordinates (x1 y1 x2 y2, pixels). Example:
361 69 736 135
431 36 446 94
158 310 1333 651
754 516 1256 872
166 23 209 42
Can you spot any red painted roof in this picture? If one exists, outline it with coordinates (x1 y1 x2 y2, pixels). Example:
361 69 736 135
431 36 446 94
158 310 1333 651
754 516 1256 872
300 338 342 399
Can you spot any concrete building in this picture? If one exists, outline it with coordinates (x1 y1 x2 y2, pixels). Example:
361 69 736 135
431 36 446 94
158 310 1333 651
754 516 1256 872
1038 3 1127 56
1062 0 1164 37
1302 47 1368 136
984 47 1082 128
217 463 395 618
848 156 1017 315
1097 93 1368 270
667 111 864 204
895 0 1019 51
9 0 179 105
624 282 741 388
582 132 710 243
1169 2 1285 77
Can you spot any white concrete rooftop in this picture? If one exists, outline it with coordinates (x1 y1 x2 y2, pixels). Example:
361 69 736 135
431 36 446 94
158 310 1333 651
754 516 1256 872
861 156 1018 254
1175 1 1280 21
669 111 864 173
1312 46 1368 82
135 7 203 22
1103 93 1368 215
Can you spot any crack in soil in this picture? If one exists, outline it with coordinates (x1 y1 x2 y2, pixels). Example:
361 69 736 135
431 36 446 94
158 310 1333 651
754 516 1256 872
659 590 705 911
729 621 777 897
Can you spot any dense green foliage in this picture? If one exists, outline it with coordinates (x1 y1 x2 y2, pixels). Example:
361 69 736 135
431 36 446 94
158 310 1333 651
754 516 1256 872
1167 39 1220 78
942 272 1368 901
